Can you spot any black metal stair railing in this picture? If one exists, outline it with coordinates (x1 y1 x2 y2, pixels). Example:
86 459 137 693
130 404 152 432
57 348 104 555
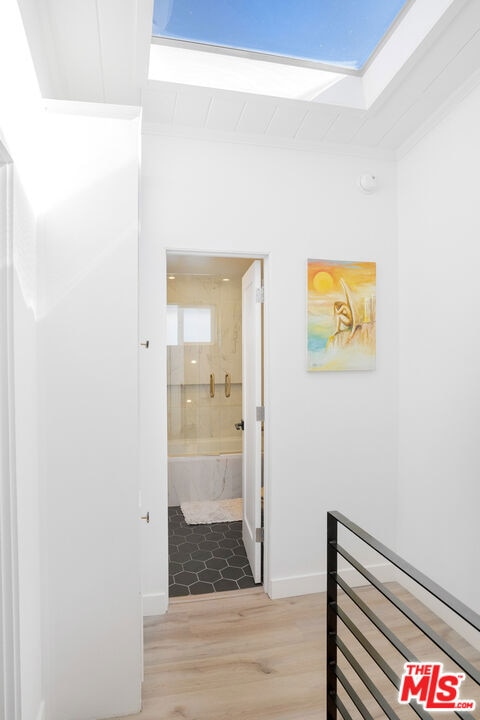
327 511 480 720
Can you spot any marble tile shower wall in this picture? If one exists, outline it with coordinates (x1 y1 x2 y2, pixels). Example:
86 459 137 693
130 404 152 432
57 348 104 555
167 274 243 453
167 383 242 447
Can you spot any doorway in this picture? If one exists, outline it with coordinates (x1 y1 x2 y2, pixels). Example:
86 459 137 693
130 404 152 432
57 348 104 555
166 253 265 598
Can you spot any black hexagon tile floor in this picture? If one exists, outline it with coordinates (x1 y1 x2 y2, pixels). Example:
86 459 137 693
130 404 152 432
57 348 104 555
168 505 261 597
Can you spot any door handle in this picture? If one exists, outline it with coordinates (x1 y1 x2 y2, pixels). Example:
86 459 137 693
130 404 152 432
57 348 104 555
225 373 231 398
210 373 215 398
234 420 244 431
141 512 150 523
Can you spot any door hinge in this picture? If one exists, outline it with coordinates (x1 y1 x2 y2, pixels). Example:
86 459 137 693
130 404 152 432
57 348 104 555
256 527 264 543
256 286 264 303
256 405 265 422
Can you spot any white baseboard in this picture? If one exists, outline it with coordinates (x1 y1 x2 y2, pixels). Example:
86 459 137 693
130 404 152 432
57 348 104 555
142 592 168 616
36 700 46 720
269 563 394 600
269 572 324 599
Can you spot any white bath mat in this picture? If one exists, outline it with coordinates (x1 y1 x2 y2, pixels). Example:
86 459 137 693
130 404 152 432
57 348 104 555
180 498 243 525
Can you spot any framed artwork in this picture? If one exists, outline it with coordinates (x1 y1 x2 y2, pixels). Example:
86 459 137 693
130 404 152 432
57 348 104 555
307 259 376 371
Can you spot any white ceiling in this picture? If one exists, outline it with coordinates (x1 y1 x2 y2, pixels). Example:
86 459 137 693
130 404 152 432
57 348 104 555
167 254 254 278
17 0 154 105
16 0 480 154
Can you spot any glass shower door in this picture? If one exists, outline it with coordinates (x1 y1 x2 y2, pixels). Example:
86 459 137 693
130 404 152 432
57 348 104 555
166 273 242 458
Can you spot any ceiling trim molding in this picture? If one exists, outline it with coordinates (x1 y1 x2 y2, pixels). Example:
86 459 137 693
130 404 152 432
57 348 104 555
141 121 395 161
43 98 141 120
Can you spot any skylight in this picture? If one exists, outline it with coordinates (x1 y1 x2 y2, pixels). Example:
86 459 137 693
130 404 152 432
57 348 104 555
148 44 345 101
152 0 412 73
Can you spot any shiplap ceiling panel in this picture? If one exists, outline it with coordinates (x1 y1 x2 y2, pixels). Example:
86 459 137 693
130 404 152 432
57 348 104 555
205 95 247 132
377 93 445 150
353 49 452 146
355 0 480 148
19 0 152 105
351 80 423 147
422 25 480 106
266 104 310 139
379 29 480 149
96 0 138 104
46 0 104 102
15 0 64 99
143 85 177 125
323 109 368 145
173 86 213 127
294 106 341 143
235 99 277 135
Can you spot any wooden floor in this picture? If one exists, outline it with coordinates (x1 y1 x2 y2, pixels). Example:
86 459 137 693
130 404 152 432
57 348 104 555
121 584 480 720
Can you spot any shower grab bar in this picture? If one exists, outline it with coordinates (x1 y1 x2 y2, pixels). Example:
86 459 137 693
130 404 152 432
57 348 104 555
225 373 231 398
209 373 215 398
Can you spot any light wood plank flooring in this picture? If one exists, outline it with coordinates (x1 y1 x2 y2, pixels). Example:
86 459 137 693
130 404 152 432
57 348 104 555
121 584 480 720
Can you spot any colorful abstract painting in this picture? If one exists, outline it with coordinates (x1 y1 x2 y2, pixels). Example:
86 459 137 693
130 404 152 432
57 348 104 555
307 259 376 371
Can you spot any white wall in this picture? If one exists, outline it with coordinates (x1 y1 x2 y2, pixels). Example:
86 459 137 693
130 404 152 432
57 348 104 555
0 154 21 720
0 1 44 717
2 3 145 716
397 82 480 614
37 106 142 720
139 224 169 615
140 132 398 602
13 170 43 720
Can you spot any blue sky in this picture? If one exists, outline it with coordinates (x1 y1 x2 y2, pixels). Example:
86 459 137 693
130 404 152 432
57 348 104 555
152 0 409 70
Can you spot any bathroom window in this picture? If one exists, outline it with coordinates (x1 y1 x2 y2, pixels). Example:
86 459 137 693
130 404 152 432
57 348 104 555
167 305 215 345
167 305 179 345
183 307 212 343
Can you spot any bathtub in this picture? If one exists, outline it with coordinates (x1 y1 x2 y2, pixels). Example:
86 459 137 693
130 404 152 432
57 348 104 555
168 437 242 507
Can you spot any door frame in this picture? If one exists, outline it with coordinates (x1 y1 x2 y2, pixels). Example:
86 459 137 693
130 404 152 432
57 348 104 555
162 249 270 603
241 259 263 583
0 148 22 720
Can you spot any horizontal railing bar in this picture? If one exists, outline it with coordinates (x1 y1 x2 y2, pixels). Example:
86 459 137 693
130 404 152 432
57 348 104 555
337 605 400 688
336 666 375 720
337 606 434 720
337 636 402 720
336 575 418 662
333 541 480 685
335 583 478 720
336 694 354 720
329 511 480 633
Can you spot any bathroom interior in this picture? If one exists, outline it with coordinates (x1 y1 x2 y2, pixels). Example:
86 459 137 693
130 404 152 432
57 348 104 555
166 253 263 597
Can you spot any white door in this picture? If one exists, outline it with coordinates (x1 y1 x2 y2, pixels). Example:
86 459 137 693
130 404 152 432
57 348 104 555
242 260 263 583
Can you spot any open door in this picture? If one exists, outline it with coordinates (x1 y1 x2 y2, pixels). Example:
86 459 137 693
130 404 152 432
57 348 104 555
242 260 263 583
